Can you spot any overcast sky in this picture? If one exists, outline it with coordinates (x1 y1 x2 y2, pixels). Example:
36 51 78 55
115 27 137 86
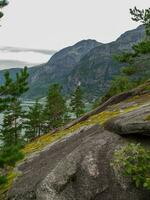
0 0 149 69
0 0 149 50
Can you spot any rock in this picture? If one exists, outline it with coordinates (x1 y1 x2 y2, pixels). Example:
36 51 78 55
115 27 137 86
8 124 150 200
105 103 150 136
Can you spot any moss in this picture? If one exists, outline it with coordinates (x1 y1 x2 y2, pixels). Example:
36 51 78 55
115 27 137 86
145 115 150 121
0 171 17 199
23 102 142 156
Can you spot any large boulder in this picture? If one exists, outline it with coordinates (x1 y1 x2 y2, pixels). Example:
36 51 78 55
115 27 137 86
8 124 150 200
105 103 150 136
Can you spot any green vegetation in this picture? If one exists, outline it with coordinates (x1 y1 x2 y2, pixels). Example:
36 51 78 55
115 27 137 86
25 100 44 141
130 7 150 38
23 92 149 156
44 84 67 130
70 85 85 118
101 7 150 102
145 114 150 121
0 0 8 21
0 67 29 187
112 143 150 190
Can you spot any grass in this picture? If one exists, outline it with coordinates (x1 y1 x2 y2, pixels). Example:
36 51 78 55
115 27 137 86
0 171 17 199
145 115 150 121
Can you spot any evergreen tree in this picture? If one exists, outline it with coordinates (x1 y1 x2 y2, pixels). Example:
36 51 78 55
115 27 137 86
0 0 9 21
130 7 150 38
102 7 150 102
0 67 29 147
0 67 29 182
25 100 43 141
70 86 85 118
45 84 66 130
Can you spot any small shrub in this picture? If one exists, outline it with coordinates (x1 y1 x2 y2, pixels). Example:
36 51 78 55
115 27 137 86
0 175 7 185
112 143 150 190
145 115 150 121
122 66 138 76
0 145 24 167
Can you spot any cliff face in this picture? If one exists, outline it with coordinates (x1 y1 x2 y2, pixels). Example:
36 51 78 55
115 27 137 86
7 81 150 200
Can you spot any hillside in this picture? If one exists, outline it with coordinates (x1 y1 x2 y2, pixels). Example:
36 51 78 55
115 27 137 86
26 40 101 98
26 25 145 99
0 26 145 100
3 80 150 200
65 25 146 99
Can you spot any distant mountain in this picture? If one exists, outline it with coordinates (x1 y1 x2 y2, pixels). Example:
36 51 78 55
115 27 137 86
0 26 146 100
26 39 102 98
65 25 145 99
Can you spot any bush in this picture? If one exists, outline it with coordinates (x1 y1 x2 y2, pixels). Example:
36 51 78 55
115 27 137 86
122 66 138 76
102 76 134 101
0 145 24 167
0 175 7 184
133 41 150 54
112 143 150 190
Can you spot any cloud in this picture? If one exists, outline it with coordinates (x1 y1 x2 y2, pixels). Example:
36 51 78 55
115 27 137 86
0 59 36 69
0 47 57 69
0 46 57 55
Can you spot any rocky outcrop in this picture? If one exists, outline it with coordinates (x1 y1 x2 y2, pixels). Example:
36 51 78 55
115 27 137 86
105 103 150 136
8 124 150 200
36 127 150 200
7 87 150 200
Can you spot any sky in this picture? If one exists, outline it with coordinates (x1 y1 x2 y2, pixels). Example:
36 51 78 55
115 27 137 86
0 0 149 68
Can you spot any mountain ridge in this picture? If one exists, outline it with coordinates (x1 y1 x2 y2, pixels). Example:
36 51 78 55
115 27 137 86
0 26 145 100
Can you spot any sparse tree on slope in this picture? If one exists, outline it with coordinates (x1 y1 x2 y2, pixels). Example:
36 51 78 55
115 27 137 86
45 84 66 130
0 67 29 180
0 67 29 147
0 0 9 20
102 7 150 102
130 7 150 38
25 100 43 141
70 85 85 118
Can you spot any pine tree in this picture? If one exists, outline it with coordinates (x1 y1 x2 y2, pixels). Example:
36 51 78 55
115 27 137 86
130 7 150 38
45 84 66 130
70 86 85 118
25 100 43 141
0 67 29 147
0 0 9 21
103 7 150 102
0 67 29 177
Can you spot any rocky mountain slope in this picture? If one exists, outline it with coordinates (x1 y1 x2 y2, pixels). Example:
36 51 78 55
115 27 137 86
0 26 145 100
5 80 150 200
26 25 145 99
26 39 101 98
65 25 145 98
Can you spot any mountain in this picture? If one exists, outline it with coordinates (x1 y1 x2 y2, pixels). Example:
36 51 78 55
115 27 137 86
7 81 150 200
24 25 145 99
0 26 145 100
65 25 145 99
26 39 102 98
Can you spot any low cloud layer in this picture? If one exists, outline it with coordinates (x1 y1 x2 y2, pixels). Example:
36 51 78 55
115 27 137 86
0 47 57 69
